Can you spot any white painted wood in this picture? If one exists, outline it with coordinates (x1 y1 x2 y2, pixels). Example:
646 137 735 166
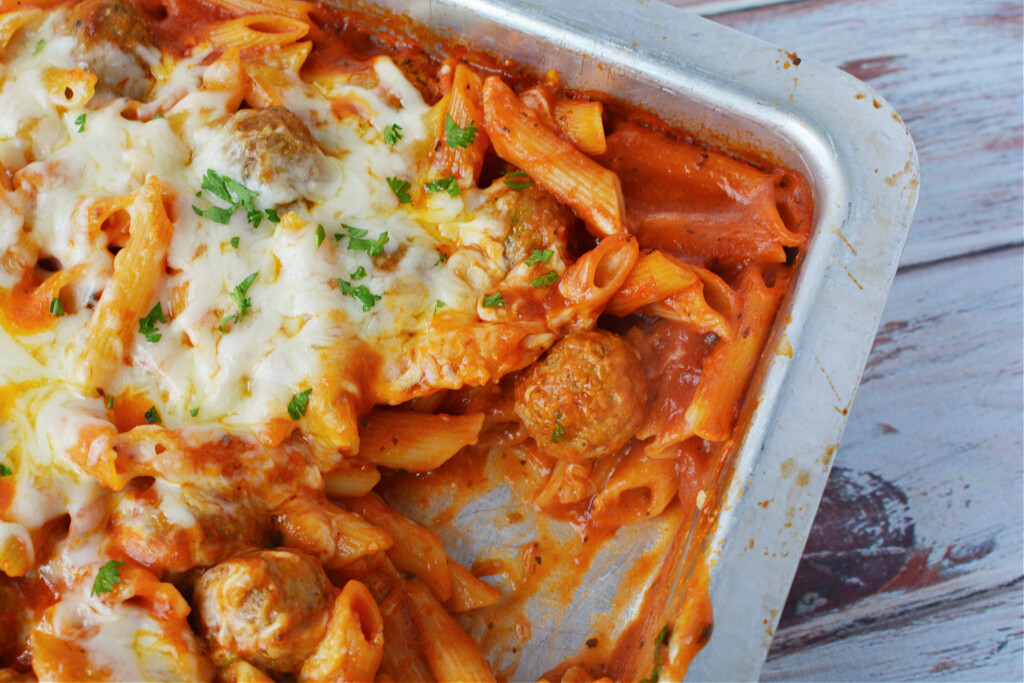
764 246 1024 675
764 580 1024 681
668 0 1024 268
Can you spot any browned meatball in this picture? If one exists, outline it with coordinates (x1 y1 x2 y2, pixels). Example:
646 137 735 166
504 185 573 266
218 106 328 204
194 549 334 673
107 483 265 574
514 331 649 463
63 0 155 100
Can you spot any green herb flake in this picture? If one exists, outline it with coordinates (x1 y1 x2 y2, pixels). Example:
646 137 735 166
350 266 367 281
218 272 258 333
435 252 448 266
190 407 199 417
0 463 11 477
138 303 166 343
192 170 267 228
525 248 554 266
337 278 382 312
425 175 461 198
386 176 412 204
383 123 403 145
315 224 326 248
33 38 45 55
639 625 670 683
433 299 446 314
229 236 240 249
106 396 115 409
503 170 534 190
287 388 312 420
152 113 164 120
49 297 65 318
444 113 478 148
531 270 559 288
74 113 86 133
90 560 126 597
348 229 389 257
551 412 566 443
482 292 505 308
144 405 162 424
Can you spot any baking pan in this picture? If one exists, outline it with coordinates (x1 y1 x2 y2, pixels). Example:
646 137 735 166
355 0 920 679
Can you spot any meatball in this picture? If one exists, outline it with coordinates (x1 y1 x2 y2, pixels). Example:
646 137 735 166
63 0 155 100
194 549 334 673
514 330 649 463
504 185 573 266
218 106 328 205
107 482 265 574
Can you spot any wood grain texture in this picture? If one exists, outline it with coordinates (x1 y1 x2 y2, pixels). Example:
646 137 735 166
663 0 1024 269
770 244 1024 671
764 579 1024 681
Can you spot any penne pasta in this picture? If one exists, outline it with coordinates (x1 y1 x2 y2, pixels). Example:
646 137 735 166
482 76 626 237
355 409 484 472
298 580 385 682
208 14 309 51
554 99 608 156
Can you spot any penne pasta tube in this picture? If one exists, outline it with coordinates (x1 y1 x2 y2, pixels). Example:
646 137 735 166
298 580 384 682
0 9 41 57
377 590 436 683
208 14 309 51
554 99 608 155
272 496 393 569
482 76 625 237
590 446 679 528
356 409 484 472
443 559 502 612
76 176 175 392
347 493 453 602
402 580 496 683
204 0 313 20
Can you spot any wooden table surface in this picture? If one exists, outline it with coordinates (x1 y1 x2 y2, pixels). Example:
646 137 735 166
659 0 1024 679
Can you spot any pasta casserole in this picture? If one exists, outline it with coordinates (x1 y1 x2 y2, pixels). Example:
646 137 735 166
0 0 813 680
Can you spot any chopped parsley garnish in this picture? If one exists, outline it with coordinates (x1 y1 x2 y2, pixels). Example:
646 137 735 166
287 389 311 420
0 463 11 477
138 303 166 342
192 169 274 228
435 252 448 266
383 123 403 145
315 224 326 248
350 266 367 281
531 270 559 288
337 278 381 312
106 396 114 409
503 170 534 190
33 38 45 55
219 272 258 332
482 292 505 308
74 113 86 133
90 560 125 597
144 405 161 424
229 236 240 249
190 407 199 417
434 299 446 313
551 412 566 442
444 114 478 148
639 625 670 683
386 176 412 204
525 248 554 266
344 224 390 257
152 113 164 120
48 297 65 318
425 175 461 198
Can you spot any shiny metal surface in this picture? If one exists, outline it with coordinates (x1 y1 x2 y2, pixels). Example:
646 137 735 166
359 0 920 679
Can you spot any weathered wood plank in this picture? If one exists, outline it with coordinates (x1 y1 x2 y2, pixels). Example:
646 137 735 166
667 0 1024 268
765 245 1023 673
764 579 1024 681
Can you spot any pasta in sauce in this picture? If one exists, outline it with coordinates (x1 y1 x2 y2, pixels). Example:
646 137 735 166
0 0 812 680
